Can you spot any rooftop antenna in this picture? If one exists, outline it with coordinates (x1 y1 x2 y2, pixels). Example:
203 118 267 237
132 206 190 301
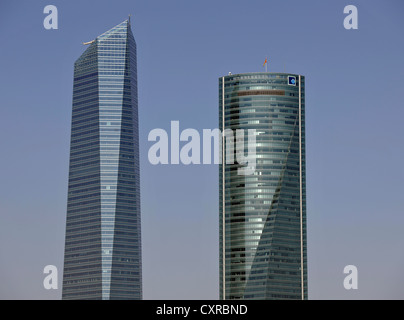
128 14 131 24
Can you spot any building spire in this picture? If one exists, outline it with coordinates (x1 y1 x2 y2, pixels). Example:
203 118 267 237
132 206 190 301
82 39 95 45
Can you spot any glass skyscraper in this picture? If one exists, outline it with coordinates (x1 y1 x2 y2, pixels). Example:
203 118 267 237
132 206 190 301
219 72 307 300
62 20 142 300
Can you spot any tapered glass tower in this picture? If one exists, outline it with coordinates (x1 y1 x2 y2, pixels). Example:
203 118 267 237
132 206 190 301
62 20 142 300
219 72 307 300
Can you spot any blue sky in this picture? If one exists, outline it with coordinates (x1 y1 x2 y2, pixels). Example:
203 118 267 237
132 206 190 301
0 0 404 299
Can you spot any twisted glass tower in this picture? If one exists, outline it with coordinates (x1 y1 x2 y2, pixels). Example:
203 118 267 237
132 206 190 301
62 20 142 300
219 72 307 300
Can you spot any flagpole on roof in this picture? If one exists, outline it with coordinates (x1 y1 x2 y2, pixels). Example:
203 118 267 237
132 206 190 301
263 57 268 72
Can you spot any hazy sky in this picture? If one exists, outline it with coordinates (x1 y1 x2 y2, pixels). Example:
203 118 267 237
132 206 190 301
1 0 404 300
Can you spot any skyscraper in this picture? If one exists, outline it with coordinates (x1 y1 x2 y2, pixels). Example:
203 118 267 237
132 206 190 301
62 20 142 300
219 72 307 300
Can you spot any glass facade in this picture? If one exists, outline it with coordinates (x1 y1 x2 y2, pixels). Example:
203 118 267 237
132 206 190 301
219 73 307 300
62 20 142 300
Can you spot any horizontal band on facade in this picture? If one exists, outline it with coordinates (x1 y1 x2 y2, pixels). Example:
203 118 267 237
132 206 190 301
237 90 285 96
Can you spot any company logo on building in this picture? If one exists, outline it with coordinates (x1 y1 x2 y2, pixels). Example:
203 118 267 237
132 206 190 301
288 76 296 86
